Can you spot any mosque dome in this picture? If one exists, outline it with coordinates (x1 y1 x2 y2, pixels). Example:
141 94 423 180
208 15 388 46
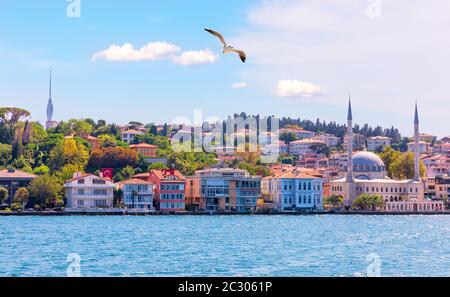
352 151 387 180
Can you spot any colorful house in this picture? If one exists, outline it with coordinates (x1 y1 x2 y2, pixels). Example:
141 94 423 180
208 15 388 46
188 168 261 212
147 170 186 212
64 173 115 209
0 169 36 204
116 178 154 210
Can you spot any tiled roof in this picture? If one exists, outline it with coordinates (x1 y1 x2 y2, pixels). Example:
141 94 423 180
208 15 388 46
121 129 144 135
64 173 112 183
0 169 36 179
151 170 185 181
130 143 158 148
116 178 153 186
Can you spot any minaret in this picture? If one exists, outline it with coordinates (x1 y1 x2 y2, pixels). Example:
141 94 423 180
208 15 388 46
346 96 354 182
46 69 55 130
344 96 356 209
413 102 421 181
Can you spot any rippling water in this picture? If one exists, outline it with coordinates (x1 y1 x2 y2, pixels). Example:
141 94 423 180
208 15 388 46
0 215 449 277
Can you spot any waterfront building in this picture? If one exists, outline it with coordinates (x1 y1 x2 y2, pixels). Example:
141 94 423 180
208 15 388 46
0 169 36 204
366 136 391 152
146 169 186 212
262 169 324 211
64 173 115 209
116 178 154 210
435 176 450 203
187 168 261 212
289 139 325 156
185 176 202 211
120 129 144 144
330 101 444 212
45 70 58 130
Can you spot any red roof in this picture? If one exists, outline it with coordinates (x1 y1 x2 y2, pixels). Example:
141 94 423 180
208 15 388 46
130 143 158 149
151 169 185 181
0 169 36 180
116 178 154 186
64 173 112 183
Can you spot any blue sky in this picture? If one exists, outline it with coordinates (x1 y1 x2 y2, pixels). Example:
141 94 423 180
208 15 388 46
0 0 449 137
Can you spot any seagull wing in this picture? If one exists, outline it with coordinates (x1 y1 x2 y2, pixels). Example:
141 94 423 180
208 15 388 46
204 28 227 47
229 49 247 63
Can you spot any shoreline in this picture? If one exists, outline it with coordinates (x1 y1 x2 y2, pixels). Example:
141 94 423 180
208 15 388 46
0 210 449 216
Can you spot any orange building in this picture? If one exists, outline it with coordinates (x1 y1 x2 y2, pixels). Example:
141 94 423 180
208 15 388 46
129 143 158 158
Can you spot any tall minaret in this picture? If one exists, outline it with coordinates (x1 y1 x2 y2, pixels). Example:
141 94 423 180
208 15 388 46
413 102 421 181
46 69 55 130
346 96 354 182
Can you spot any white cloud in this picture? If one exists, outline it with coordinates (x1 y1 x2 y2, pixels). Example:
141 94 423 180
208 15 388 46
232 0 450 136
231 81 248 89
172 49 218 66
92 42 181 62
275 80 323 98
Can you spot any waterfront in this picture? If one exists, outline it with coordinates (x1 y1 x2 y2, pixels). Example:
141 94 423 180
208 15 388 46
0 215 449 277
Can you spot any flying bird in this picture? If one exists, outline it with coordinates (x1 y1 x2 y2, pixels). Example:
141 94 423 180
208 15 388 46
204 28 246 63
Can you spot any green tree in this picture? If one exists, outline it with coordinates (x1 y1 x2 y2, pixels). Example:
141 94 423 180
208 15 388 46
88 147 138 169
325 195 344 207
113 166 136 182
378 146 400 178
0 143 12 167
390 152 425 180
13 187 30 210
113 188 123 208
148 162 168 171
48 138 89 172
0 107 30 144
352 194 383 211
0 187 9 204
33 165 50 175
29 174 63 208
279 132 297 143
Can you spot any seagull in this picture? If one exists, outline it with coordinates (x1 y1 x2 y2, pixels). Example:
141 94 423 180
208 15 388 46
204 28 246 63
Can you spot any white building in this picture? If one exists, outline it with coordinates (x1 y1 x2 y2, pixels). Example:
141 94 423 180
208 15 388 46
289 139 325 156
366 136 391 152
407 141 430 154
313 134 340 147
116 178 154 210
64 173 115 209
263 169 324 211
121 129 144 144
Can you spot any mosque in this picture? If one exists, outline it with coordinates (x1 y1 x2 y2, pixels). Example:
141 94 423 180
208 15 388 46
330 100 444 212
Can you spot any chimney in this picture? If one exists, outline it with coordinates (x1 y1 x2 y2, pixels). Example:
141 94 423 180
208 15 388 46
73 172 82 179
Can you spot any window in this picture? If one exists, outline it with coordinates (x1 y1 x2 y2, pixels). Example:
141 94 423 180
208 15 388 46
93 189 107 196
77 189 85 195
95 200 107 207
77 200 84 207
93 179 106 185
77 179 85 185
